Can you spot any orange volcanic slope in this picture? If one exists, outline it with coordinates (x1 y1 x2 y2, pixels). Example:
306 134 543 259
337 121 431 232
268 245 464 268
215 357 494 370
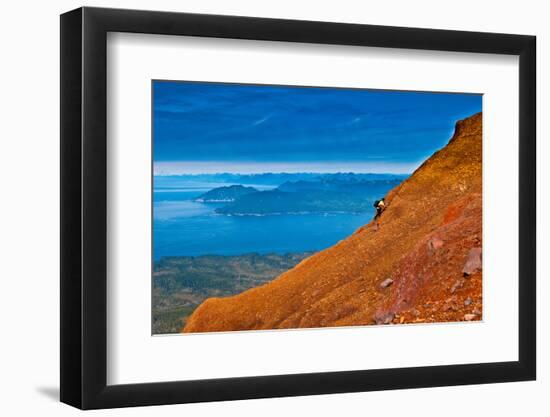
184 112 483 333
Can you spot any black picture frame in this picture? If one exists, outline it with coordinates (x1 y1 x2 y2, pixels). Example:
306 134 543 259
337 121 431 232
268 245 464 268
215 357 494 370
60 6 536 410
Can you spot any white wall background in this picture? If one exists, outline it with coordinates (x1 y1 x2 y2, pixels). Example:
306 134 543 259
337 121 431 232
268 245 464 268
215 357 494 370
0 0 546 415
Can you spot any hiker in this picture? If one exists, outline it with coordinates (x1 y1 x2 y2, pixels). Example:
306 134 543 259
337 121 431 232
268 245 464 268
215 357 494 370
374 198 386 219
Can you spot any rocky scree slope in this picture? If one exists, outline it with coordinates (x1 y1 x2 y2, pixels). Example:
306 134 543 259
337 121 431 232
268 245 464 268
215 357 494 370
183 112 483 332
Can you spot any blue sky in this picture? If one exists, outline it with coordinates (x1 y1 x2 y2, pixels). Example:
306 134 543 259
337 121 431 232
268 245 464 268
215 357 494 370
153 81 481 174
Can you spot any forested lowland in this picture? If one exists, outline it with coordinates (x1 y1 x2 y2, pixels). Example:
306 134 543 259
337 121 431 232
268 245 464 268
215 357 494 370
153 252 313 334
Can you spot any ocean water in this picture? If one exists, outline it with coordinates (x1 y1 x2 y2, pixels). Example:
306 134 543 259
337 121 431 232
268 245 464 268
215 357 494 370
153 182 375 260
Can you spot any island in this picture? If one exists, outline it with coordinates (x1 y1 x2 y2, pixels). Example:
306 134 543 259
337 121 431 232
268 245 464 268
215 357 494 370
194 184 258 202
212 176 403 215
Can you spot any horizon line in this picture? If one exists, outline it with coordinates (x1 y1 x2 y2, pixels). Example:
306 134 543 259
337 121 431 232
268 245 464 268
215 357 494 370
153 171 410 176
153 160 422 176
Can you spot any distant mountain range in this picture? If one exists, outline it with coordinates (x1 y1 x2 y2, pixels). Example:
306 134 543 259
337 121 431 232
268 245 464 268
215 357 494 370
155 172 408 187
277 178 403 194
203 174 404 215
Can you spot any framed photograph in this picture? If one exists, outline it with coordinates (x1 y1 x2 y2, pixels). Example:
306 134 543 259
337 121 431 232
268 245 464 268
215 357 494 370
60 7 536 409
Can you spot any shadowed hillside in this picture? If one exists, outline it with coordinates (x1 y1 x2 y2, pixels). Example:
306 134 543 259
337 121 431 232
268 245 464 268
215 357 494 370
183 113 483 333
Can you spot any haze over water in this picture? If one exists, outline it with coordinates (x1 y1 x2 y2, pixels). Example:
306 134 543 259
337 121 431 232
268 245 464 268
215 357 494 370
153 177 375 260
